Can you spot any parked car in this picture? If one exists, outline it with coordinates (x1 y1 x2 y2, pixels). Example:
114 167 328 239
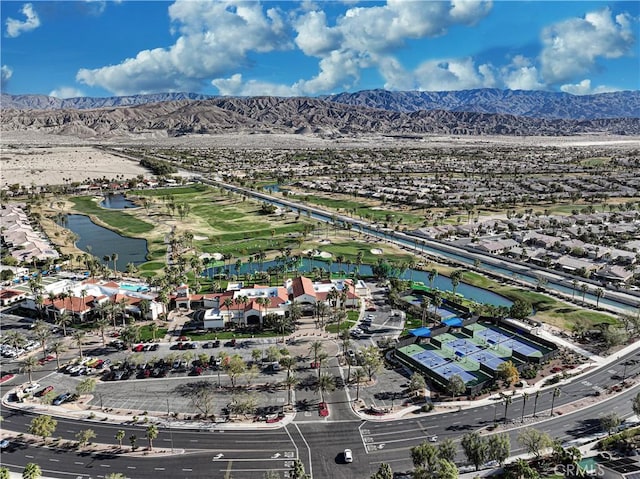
52 392 72 406
149 343 159 351
23 383 40 395
0 439 10 449
344 448 353 463
38 355 55 365
132 344 144 352
36 385 54 397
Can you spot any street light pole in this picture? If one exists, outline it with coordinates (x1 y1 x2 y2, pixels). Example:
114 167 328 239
166 398 174 453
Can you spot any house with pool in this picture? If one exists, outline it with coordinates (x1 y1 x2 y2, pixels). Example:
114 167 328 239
22 277 164 322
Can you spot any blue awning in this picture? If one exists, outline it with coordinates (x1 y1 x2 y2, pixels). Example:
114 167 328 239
442 317 463 327
409 327 431 338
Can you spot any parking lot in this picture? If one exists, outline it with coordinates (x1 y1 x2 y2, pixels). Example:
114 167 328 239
3 280 408 422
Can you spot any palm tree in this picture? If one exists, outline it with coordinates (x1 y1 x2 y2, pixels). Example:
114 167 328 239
115 430 125 448
223 297 234 324
95 317 110 347
580 284 589 305
111 253 119 274
571 279 578 299
284 373 299 406
352 368 366 401
21 356 41 384
316 372 336 403
428 268 438 290
79 289 88 320
521 392 529 423
550 387 561 416
138 299 151 320
432 292 443 314
309 341 324 367
145 424 158 451
148 322 158 342
55 311 72 337
22 463 42 479
503 395 512 423
72 330 86 359
32 321 50 359
450 269 463 297
595 288 604 308
532 391 540 418
49 341 67 370
4 330 26 352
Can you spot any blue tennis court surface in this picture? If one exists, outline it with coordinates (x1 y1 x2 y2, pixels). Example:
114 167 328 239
433 363 477 383
413 349 447 368
475 328 539 356
435 307 457 320
444 338 482 356
471 351 505 370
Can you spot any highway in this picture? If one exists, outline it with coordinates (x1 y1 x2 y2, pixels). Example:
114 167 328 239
2 348 639 478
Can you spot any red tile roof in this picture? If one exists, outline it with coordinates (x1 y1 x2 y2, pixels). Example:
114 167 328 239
291 276 315 299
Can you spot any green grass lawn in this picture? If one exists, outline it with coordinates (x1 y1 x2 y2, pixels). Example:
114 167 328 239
138 324 168 341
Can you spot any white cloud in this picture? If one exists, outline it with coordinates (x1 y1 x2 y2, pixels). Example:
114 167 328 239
411 57 497 91
49 87 85 99
78 0 494 96
560 79 619 95
287 0 493 95
77 0 292 95
501 55 545 91
212 73 297 97
293 10 340 56
5 3 40 38
540 8 635 84
1 65 13 90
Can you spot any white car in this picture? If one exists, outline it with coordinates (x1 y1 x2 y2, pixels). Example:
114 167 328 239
22 383 40 394
344 448 353 463
428 435 438 442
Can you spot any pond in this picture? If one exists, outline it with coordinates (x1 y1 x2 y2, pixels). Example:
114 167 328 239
58 214 148 270
203 258 512 307
100 194 137 209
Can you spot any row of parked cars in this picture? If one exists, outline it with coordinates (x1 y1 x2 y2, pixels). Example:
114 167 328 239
104 354 226 381
350 315 374 339
59 357 111 376
1 340 39 358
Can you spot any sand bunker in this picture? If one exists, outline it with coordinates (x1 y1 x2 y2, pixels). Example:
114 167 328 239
318 251 332 259
318 239 331 245
200 252 223 261
193 235 208 241
370 248 383 255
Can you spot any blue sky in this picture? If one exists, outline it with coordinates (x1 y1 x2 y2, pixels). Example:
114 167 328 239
1 1 639 98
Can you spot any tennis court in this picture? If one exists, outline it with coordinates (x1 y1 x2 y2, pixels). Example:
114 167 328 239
475 328 541 357
469 351 505 370
434 307 457 320
413 348 448 368
433 363 477 383
444 338 483 357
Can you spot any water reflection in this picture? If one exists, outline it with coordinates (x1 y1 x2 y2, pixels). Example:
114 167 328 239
59 214 148 270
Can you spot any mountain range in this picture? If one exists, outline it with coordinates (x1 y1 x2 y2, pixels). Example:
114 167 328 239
1 89 639 138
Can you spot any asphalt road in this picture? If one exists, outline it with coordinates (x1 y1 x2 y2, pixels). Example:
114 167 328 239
3 347 640 478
